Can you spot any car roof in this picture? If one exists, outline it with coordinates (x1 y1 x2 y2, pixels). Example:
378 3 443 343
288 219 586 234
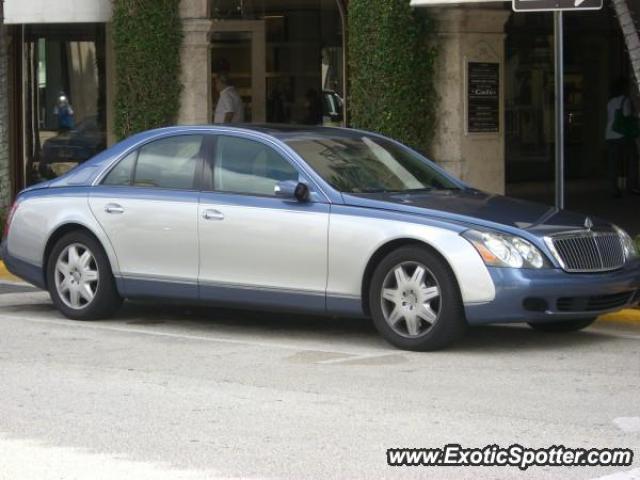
163 124 365 142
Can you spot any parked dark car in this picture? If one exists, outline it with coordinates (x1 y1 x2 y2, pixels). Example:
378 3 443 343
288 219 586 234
39 116 106 179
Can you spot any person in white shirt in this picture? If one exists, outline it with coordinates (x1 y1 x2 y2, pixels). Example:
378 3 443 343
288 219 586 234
213 73 245 124
605 78 639 197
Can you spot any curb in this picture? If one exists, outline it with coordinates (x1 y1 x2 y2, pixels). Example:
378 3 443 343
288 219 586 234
0 261 21 283
599 309 640 327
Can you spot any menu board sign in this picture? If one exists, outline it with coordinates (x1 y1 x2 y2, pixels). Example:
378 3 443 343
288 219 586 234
467 62 500 134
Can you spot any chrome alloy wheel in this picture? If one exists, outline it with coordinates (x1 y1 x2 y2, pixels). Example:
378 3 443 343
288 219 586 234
380 261 441 338
54 243 100 310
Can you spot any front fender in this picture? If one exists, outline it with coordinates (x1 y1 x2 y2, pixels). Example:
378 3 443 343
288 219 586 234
327 205 496 305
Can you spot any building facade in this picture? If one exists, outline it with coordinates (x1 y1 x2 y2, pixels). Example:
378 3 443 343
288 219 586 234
1 0 637 205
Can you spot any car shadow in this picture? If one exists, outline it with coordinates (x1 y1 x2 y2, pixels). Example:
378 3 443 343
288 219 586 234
4 297 625 353
116 301 620 353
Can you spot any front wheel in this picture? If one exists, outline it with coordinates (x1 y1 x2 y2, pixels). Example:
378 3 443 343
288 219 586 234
528 317 597 333
369 246 467 351
47 231 122 320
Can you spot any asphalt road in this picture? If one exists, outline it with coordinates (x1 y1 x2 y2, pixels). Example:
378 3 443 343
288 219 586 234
1 286 639 480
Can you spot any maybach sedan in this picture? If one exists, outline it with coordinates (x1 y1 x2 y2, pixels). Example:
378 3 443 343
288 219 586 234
2 125 639 350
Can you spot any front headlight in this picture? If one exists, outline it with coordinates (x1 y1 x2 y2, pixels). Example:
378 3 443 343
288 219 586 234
462 229 547 269
614 226 639 260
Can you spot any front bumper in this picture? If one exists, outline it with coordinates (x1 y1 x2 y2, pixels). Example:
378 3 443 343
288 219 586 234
464 260 640 325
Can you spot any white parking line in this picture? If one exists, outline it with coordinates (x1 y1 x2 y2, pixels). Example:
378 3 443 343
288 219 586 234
0 313 392 358
592 468 640 480
0 436 243 480
613 417 640 433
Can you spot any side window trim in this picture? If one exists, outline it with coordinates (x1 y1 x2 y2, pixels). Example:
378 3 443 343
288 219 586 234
200 134 217 192
128 150 139 187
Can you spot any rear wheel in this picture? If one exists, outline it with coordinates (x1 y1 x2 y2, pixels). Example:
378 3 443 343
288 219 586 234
369 246 467 351
528 317 596 333
47 231 122 320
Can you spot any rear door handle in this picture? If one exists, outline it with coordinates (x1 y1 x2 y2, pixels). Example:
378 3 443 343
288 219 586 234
203 209 224 221
105 203 125 214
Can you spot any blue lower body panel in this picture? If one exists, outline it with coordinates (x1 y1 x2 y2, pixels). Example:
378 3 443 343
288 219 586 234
0 240 46 289
465 262 640 325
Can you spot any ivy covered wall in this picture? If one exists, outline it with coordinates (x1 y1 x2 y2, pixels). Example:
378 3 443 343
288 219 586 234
112 0 183 139
347 0 438 153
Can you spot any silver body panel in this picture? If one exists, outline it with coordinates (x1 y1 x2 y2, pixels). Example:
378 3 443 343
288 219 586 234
7 193 121 275
327 211 495 303
88 191 199 284
7 192 495 306
198 196 330 294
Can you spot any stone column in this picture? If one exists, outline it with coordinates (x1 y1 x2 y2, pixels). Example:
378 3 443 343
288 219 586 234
105 23 117 146
178 0 211 124
430 8 510 194
0 23 11 207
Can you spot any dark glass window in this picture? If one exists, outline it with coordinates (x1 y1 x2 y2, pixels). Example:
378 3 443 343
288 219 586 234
23 24 107 184
103 135 204 190
133 136 204 190
213 136 298 196
285 134 459 194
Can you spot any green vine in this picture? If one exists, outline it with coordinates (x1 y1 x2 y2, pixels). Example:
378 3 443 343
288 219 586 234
347 0 438 153
113 0 183 139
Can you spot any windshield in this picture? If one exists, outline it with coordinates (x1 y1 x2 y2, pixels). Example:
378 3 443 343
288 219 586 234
285 134 460 194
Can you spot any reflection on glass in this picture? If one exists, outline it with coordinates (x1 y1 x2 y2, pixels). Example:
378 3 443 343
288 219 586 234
286 134 459 194
24 25 106 183
212 32 253 122
211 0 344 126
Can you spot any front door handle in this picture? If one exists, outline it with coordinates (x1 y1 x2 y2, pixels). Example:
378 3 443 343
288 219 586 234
202 209 224 221
105 203 125 214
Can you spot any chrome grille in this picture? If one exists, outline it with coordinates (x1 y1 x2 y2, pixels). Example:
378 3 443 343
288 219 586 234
549 231 625 272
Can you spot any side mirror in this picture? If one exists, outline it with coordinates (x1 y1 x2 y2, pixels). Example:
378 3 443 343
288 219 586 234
274 180 311 202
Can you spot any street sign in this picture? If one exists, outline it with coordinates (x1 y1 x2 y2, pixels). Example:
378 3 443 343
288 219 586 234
512 0 602 12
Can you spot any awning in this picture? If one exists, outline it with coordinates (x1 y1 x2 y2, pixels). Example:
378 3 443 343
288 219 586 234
4 0 112 24
411 0 507 5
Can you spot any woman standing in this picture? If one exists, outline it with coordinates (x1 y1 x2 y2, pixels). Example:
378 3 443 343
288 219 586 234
605 78 639 197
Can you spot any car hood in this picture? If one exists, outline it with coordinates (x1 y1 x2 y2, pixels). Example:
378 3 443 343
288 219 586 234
342 189 610 236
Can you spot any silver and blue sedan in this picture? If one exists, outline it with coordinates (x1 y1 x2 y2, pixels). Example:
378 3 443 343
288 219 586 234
2 125 639 350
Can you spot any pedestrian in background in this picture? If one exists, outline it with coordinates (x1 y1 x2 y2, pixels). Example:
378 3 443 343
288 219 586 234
605 78 640 197
213 72 245 124
53 92 75 131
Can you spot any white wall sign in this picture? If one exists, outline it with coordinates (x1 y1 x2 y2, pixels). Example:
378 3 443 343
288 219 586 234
4 0 113 24
512 0 602 11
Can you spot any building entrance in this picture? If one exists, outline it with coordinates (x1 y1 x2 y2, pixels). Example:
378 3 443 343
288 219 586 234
505 6 639 233
210 0 345 126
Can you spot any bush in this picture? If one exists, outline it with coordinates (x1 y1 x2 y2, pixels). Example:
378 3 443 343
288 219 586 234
348 0 437 153
635 235 640 253
113 0 183 139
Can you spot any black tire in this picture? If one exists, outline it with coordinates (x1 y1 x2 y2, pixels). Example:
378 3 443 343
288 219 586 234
46 231 122 320
369 246 467 351
528 317 596 333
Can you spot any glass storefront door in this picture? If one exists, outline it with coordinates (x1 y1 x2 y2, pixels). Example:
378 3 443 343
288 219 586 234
211 21 267 123
21 24 107 185
211 0 345 126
